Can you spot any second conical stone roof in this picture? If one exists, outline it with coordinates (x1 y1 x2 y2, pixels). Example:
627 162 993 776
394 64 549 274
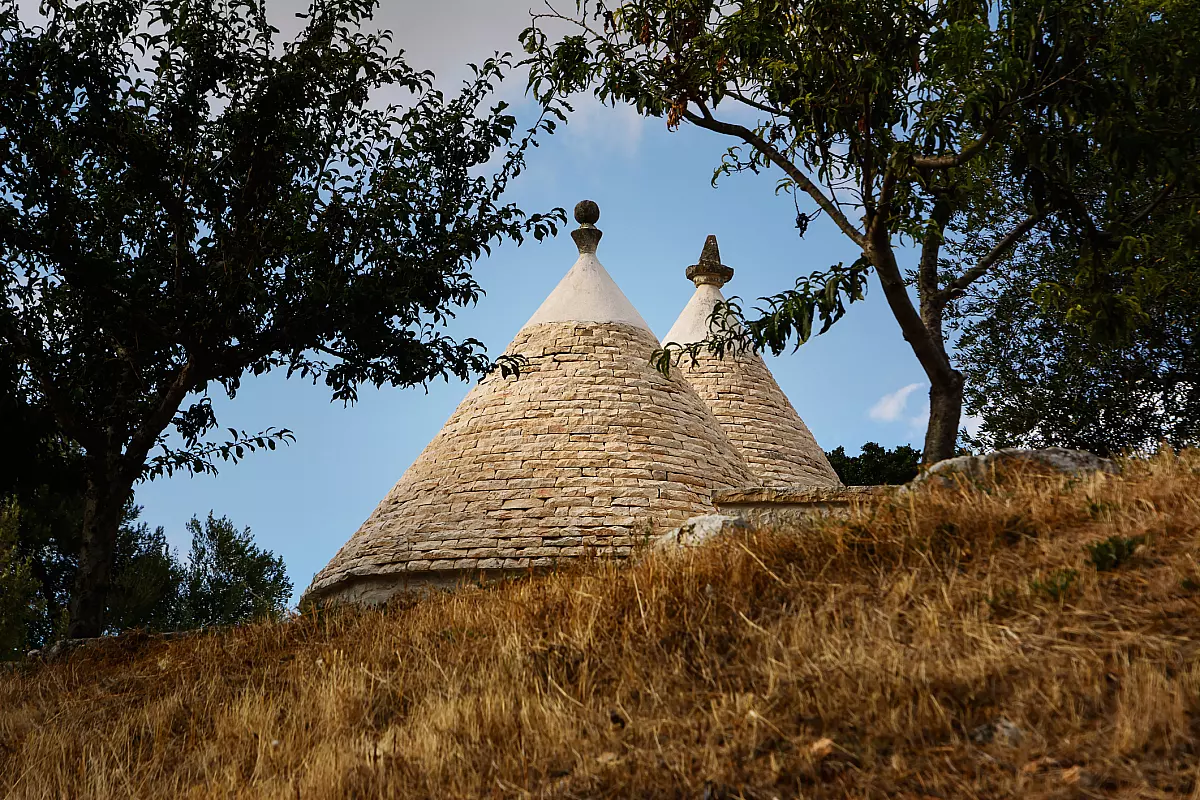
663 236 841 488
304 204 751 606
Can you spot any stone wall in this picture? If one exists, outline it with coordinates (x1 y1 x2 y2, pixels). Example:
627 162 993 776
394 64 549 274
715 486 890 524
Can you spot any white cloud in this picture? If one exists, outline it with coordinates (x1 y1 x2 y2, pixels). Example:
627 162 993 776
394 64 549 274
869 382 924 423
266 0 539 90
564 95 647 157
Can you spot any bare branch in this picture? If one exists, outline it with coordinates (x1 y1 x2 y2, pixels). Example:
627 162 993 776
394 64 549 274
119 357 200 483
727 89 787 118
869 229 959 387
917 229 942 303
877 162 898 218
1127 182 1176 227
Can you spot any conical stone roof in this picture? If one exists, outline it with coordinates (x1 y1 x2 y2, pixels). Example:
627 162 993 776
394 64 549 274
663 236 841 487
304 204 751 606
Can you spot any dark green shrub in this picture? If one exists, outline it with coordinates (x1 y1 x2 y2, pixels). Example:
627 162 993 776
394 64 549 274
1085 535 1145 571
1030 569 1080 602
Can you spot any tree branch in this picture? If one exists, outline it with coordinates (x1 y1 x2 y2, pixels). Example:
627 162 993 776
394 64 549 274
911 126 997 170
877 162 898 218
682 105 866 247
917 226 942 303
909 66 1081 171
1127 182 1176 227
120 357 201 483
938 210 1049 300
868 228 958 386
726 89 788 118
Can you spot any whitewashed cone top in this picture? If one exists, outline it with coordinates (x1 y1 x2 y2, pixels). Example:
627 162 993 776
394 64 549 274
524 252 652 331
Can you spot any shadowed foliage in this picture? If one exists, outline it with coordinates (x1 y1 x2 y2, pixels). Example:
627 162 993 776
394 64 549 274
956 201 1200 455
0 0 562 637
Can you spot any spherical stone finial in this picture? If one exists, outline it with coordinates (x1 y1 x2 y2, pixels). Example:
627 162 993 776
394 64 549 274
685 234 735 287
571 199 603 254
574 199 600 226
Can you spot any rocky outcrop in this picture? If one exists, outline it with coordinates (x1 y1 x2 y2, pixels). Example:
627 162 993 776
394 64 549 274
914 448 1118 486
651 514 749 552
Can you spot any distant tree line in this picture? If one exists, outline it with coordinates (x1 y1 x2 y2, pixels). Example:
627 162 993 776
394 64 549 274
826 443 923 487
1 497 290 660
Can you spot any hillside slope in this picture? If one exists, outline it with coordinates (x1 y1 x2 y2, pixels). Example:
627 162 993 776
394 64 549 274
3 452 1200 799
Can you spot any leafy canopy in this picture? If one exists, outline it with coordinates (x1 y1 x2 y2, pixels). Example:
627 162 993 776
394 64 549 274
523 0 1200 328
522 0 1200 461
2 0 565 638
0 0 563 486
956 215 1200 456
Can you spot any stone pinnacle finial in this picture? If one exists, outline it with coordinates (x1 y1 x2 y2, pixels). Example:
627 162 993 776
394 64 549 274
685 234 735 287
571 200 603 254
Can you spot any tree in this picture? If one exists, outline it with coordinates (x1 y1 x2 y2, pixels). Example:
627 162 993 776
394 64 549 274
956 226 1200 456
176 513 291 628
521 0 1200 463
826 442 922 486
1 502 293 655
105 516 186 634
0 0 563 637
0 502 43 660
0 495 278 653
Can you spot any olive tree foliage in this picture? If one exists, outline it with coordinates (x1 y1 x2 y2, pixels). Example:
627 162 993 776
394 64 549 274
943 141 1200 455
953 201 1200 456
521 0 1200 463
0 0 564 637
958 260 1200 456
176 513 291 630
0 497 293 656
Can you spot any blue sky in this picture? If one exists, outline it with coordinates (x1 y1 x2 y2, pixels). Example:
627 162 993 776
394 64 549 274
132 0 943 598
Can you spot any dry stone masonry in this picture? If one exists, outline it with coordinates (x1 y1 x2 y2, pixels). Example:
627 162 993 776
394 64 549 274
663 236 841 487
304 203 839 606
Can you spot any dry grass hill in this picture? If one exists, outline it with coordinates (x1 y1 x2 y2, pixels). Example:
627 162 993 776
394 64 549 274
3 451 1200 799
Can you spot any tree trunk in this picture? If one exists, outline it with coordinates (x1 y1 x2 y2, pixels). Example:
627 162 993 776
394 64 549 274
864 233 966 465
66 474 132 639
923 370 964 464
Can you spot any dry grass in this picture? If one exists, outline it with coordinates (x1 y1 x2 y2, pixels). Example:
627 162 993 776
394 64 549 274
4 451 1200 799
